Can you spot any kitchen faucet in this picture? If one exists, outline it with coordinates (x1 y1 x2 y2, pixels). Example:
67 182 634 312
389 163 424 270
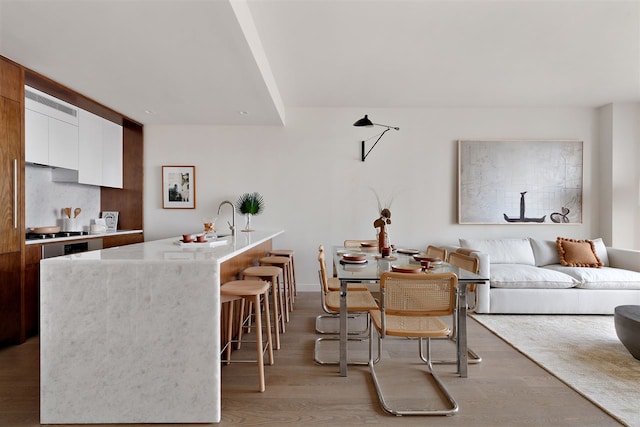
217 200 236 238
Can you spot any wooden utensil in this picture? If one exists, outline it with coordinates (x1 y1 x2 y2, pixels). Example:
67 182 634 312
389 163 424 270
62 207 72 218
74 207 81 218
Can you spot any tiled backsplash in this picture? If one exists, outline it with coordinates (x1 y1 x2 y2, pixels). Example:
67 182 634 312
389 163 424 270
25 164 100 231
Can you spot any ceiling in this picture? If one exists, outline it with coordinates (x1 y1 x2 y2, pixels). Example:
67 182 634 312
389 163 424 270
1 0 639 126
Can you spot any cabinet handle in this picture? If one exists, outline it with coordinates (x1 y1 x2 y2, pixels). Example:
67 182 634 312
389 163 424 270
13 159 18 229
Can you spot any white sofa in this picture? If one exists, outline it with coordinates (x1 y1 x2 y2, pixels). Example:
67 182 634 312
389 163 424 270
446 238 640 314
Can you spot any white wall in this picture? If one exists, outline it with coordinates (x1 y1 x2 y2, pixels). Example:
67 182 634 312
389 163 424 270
25 164 101 231
598 103 640 249
144 107 601 290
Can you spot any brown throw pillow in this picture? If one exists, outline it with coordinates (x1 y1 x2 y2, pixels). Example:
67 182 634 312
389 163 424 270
556 237 603 268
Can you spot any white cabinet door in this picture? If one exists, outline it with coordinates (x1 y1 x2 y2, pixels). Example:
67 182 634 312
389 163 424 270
25 108 49 165
78 109 103 186
101 119 123 188
78 108 123 188
48 117 79 170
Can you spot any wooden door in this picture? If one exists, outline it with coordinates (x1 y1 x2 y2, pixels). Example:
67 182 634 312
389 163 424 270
0 97 21 254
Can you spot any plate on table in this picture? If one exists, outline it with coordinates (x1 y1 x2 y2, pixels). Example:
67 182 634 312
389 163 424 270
391 264 423 273
396 248 420 255
343 262 368 271
340 259 368 265
342 253 367 262
413 255 441 263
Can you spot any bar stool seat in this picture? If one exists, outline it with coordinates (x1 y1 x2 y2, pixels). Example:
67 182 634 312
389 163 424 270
220 279 273 392
243 266 284 350
260 256 294 317
269 249 297 297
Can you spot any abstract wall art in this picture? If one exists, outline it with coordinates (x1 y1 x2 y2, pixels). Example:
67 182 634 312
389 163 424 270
458 140 583 224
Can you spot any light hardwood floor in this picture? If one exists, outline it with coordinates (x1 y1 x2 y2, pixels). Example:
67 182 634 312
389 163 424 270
0 292 623 426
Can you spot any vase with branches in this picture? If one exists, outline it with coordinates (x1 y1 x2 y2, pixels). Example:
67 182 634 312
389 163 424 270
236 192 265 231
371 188 393 252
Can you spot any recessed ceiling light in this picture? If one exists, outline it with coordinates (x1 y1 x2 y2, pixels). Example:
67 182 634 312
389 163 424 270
238 111 249 115
144 109 156 115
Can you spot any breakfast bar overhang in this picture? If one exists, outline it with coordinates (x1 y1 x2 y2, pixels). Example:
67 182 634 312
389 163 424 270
39 230 284 424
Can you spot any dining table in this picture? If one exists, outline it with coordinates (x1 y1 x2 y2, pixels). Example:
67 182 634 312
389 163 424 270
332 245 489 378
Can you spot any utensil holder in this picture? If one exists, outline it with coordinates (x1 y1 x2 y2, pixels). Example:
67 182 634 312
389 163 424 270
62 218 79 232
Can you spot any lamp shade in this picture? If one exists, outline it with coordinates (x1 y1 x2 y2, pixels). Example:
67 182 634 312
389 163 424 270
353 115 374 127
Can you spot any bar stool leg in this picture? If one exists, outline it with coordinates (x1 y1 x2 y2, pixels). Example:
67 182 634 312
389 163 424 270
242 267 284 350
225 301 234 363
252 294 265 392
252 292 273 392
270 276 283 349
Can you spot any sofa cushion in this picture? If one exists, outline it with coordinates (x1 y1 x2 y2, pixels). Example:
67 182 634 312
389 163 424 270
490 264 578 289
556 237 603 268
544 265 640 290
530 238 560 266
459 238 535 265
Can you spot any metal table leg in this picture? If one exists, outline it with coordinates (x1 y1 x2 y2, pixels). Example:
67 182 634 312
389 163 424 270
339 278 347 376
456 282 468 378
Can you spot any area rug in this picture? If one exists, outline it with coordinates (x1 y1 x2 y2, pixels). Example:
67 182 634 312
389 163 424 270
471 314 640 427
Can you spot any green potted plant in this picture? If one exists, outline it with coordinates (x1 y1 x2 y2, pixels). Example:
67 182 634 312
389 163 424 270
235 192 265 231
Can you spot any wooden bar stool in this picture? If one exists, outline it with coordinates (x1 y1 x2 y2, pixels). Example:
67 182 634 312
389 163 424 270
242 266 284 350
269 249 297 298
220 279 273 392
259 256 294 318
221 294 242 363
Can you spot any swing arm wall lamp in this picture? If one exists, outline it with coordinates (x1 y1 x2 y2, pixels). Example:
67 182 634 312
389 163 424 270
353 114 400 162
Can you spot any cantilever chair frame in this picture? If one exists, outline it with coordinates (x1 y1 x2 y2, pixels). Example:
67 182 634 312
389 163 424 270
430 250 482 365
315 245 378 366
369 271 459 416
315 245 369 334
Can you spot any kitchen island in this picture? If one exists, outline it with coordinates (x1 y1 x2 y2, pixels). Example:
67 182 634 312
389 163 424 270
39 229 284 424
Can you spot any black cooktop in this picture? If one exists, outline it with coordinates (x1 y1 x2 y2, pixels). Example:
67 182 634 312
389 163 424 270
26 231 89 240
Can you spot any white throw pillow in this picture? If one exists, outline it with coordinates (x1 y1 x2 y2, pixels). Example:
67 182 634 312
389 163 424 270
529 238 560 266
490 264 578 289
591 238 609 267
459 238 535 265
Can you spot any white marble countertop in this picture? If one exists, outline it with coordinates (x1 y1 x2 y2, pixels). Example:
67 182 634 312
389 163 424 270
40 229 283 262
26 229 143 245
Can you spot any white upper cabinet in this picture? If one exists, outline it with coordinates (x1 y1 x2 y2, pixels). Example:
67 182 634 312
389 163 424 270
78 108 123 188
78 109 103 186
25 86 79 169
26 85 124 189
24 109 48 165
48 117 79 170
101 119 123 188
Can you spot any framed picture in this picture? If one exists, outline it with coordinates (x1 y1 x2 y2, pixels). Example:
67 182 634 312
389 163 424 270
101 211 119 232
458 140 583 224
162 165 196 209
